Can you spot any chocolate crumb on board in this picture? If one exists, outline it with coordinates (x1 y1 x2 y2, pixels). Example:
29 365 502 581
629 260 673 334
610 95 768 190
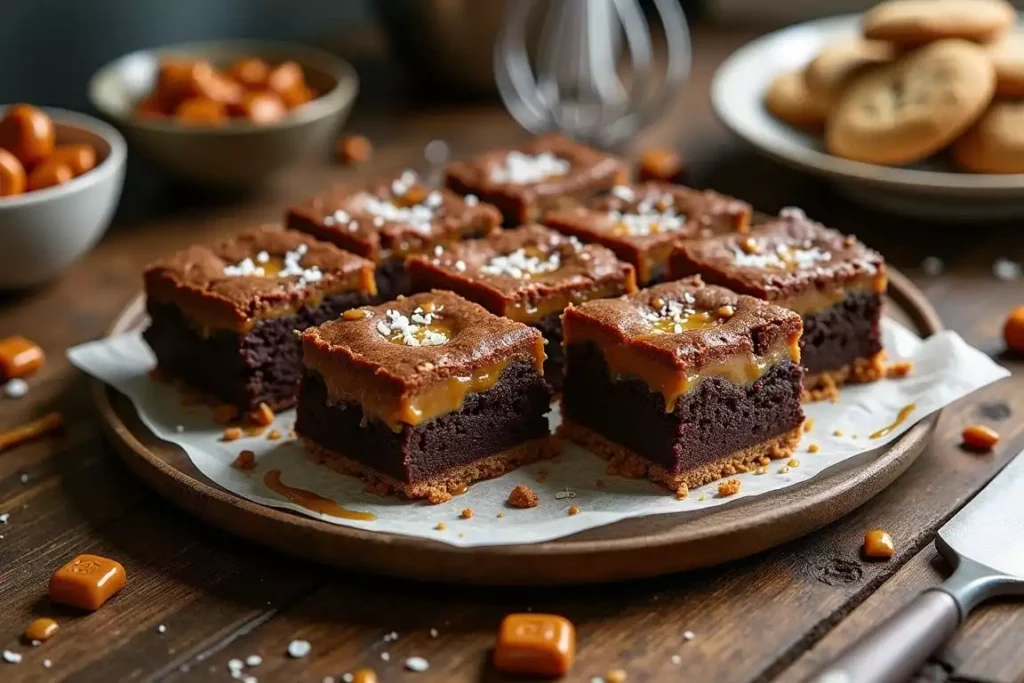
508 484 539 508
717 479 741 497
232 450 256 470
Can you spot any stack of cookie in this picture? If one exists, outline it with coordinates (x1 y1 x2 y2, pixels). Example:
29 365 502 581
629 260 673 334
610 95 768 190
765 0 1024 173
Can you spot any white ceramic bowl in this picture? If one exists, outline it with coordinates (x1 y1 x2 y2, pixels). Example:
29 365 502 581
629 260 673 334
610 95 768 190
712 14 1024 221
88 40 358 187
0 107 126 289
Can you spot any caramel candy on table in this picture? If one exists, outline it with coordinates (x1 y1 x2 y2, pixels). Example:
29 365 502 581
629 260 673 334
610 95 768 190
637 147 687 184
0 148 26 197
233 91 287 124
48 144 97 176
0 104 56 167
961 424 1000 451
175 97 229 125
863 529 895 559
24 617 59 642
493 613 576 677
1005 305 1024 354
0 336 44 378
26 159 73 192
49 554 127 611
228 57 271 90
337 135 372 165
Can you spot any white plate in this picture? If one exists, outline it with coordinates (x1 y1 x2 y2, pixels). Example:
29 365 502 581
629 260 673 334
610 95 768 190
711 14 1024 221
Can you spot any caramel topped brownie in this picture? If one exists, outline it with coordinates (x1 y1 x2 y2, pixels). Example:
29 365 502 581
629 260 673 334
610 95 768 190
544 182 751 284
287 170 501 300
296 291 555 502
143 227 376 411
406 225 637 389
669 208 887 397
445 134 628 225
560 277 805 495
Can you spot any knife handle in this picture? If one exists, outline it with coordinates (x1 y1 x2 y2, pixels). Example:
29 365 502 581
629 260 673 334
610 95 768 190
805 589 960 683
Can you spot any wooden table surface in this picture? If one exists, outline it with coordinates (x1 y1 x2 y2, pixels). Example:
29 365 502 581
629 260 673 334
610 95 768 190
1 25 1022 683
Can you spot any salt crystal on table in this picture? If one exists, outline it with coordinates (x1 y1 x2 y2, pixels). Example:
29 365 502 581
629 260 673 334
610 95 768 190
287 640 311 658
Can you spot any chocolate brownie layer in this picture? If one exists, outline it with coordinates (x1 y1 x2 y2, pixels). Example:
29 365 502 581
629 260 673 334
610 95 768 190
801 290 883 375
295 361 552 484
375 257 411 301
562 341 804 475
144 290 371 411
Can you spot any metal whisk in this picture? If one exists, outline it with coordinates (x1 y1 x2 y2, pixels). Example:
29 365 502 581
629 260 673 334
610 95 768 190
494 0 691 147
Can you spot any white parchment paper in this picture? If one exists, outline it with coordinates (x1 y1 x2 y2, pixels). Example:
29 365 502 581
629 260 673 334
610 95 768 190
68 319 1008 547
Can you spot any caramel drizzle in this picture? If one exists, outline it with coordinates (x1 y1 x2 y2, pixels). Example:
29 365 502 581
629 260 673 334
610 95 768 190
263 469 375 521
504 280 634 324
395 357 512 429
869 403 916 439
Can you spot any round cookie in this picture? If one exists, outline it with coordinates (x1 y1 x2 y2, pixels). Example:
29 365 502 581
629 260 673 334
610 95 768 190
805 39 897 97
863 0 1016 45
986 32 1024 96
764 69 832 130
827 39 995 165
952 100 1024 172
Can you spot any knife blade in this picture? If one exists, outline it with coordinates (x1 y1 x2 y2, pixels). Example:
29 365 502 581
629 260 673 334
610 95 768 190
807 450 1024 683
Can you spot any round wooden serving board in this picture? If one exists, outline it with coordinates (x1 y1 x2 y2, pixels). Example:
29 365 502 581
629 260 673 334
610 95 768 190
96 269 941 585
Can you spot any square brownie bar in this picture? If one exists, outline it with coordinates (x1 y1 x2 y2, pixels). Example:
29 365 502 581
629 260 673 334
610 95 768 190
445 134 628 226
286 170 501 301
295 291 556 503
143 226 376 412
668 208 887 399
543 181 752 284
405 225 636 389
560 277 805 496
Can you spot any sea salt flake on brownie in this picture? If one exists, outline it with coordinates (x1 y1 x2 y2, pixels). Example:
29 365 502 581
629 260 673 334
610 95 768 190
490 151 570 184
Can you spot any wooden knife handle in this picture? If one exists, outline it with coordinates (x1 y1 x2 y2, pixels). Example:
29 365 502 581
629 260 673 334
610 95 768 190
805 589 960 683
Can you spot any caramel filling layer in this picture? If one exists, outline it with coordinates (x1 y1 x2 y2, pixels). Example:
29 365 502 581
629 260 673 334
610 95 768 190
775 273 886 316
569 333 799 412
504 281 633 324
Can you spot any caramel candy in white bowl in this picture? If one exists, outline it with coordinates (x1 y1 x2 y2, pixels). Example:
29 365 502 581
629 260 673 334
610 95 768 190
0 106 125 289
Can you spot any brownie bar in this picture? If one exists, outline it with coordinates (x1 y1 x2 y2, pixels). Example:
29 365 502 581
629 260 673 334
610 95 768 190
669 208 887 399
559 278 805 494
445 134 628 226
144 291 371 411
287 170 500 300
143 226 376 411
562 343 804 490
405 225 636 390
296 291 555 502
543 182 751 284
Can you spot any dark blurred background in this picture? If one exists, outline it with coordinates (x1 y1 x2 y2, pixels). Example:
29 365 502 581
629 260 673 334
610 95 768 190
0 0 372 110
